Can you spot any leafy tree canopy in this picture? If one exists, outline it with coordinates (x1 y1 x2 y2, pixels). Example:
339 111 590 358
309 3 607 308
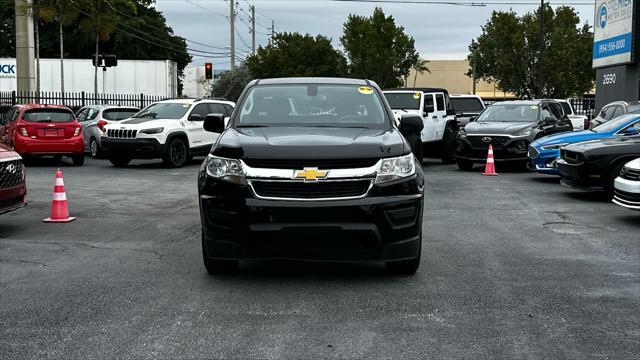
0 0 191 94
212 65 252 102
246 32 347 79
470 5 594 98
341 7 419 88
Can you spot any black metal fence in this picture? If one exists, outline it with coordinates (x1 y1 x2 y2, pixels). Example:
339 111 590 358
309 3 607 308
0 91 166 120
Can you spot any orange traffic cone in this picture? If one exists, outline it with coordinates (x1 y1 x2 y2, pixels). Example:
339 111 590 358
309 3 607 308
482 145 498 176
44 169 76 223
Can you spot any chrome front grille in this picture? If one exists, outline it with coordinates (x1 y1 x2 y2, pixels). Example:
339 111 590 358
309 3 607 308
107 129 138 139
250 180 372 200
0 159 24 189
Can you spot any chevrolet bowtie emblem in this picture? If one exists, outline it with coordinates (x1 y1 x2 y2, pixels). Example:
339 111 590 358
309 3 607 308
293 167 329 182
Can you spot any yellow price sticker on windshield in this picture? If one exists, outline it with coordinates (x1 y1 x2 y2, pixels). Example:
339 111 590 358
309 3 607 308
182 103 190 108
358 86 374 95
413 92 421 99
530 106 538 109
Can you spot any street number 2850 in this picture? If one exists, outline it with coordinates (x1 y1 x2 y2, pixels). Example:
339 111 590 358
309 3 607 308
602 73 616 85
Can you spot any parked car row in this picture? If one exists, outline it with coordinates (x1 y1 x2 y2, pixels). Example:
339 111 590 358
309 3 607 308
451 97 639 211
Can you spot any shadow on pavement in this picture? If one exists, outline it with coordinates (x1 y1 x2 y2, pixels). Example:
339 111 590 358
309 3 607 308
615 214 640 228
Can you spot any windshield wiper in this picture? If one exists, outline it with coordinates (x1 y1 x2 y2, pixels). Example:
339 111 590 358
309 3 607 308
236 125 268 128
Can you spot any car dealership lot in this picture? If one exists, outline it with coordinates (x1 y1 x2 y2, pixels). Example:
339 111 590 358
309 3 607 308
1 158 638 359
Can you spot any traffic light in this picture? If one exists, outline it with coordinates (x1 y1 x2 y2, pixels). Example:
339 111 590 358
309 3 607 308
205 63 213 80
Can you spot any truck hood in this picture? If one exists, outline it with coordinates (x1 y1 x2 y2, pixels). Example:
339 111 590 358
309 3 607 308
532 130 607 147
464 121 536 135
213 126 407 159
106 118 180 130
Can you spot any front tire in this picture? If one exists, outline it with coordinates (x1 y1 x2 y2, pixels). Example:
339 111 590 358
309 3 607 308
202 234 238 275
71 153 85 166
108 156 131 167
163 138 188 168
456 158 474 171
441 127 457 164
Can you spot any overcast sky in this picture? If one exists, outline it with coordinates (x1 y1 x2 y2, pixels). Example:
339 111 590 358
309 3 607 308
154 0 595 69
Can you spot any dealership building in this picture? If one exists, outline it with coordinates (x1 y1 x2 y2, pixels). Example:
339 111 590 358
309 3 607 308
593 0 640 111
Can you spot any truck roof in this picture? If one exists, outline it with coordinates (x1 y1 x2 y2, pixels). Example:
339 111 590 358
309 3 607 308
386 87 451 95
250 77 373 86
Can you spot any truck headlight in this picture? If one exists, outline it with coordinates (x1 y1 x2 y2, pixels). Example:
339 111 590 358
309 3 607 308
375 154 415 184
512 130 531 137
139 127 164 134
205 155 246 184
541 143 568 151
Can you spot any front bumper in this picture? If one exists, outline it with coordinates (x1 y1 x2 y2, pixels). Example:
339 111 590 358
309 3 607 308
557 159 604 191
199 175 424 262
0 185 27 215
455 136 529 163
101 137 165 159
612 177 640 210
527 147 560 175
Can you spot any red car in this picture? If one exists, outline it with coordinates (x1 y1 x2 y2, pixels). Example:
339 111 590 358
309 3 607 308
0 143 27 215
1 104 84 165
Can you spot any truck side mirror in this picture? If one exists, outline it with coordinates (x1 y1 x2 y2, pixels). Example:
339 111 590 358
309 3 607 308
188 114 203 121
542 116 557 125
399 114 424 134
204 113 225 133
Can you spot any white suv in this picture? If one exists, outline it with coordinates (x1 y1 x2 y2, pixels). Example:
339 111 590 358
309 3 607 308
101 99 235 167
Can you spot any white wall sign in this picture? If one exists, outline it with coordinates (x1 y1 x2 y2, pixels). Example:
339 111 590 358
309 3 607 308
592 0 636 68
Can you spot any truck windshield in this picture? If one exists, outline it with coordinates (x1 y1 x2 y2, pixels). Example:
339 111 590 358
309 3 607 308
476 104 539 122
384 92 421 110
23 109 74 123
103 108 139 121
237 84 389 129
132 103 190 119
450 97 484 113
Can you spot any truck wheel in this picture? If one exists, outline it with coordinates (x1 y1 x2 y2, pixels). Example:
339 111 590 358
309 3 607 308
440 127 457 164
202 233 238 275
456 159 474 171
71 153 85 166
386 233 421 275
108 156 131 167
89 137 104 158
163 138 188 168
606 162 626 199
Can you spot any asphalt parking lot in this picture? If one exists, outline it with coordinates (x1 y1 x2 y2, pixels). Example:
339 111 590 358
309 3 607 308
1 157 639 359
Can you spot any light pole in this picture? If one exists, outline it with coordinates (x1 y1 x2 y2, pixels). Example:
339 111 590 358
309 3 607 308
538 0 545 98
470 39 479 95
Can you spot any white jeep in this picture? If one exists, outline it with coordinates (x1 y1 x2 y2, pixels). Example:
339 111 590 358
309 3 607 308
383 88 458 163
101 99 235 167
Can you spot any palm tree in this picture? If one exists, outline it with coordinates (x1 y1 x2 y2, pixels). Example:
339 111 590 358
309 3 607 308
412 59 431 87
76 0 136 95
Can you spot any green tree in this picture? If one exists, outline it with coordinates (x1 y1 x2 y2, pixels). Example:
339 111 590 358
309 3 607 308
469 5 594 98
0 0 15 57
74 0 137 94
412 59 430 87
341 7 419 88
212 65 252 102
245 32 347 79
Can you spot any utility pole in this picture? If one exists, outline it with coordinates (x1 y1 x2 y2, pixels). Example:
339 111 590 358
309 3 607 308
471 40 479 95
250 5 256 55
271 19 275 44
538 0 545 98
230 0 236 69
15 0 36 93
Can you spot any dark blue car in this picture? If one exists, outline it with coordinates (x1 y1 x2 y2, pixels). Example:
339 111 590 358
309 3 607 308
528 114 640 175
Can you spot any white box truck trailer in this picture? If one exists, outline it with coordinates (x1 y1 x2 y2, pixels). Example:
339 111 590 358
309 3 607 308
0 58 177 97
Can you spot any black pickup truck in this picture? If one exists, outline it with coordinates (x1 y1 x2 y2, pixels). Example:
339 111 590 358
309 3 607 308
197 78 425 275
